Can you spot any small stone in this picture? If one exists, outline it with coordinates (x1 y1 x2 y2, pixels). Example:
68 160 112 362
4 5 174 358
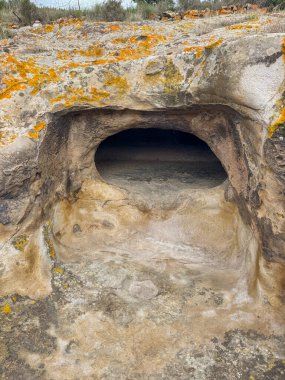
32 20 42 29
102 220 114 229
85 67 94 74
128 280 158 300
73 224 81 233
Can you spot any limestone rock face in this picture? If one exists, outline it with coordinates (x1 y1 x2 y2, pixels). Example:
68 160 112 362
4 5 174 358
0 15 284 379
0 17 284 260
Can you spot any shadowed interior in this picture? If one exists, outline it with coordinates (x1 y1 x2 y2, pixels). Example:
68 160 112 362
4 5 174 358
95 128 227 193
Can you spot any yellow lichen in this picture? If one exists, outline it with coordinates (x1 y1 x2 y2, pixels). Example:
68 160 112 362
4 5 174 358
0 79 27 100
58 45 104 60
206 37 223 49
183 37 222 58
54 267 64 274
27 131 40 139
12 235 29 251
57 18 83 29
184 46 204 58
0 130 18 146
44 24 54 33
267 358 276 370
76 45 104 58
163 60 183 94
2 303 12 314
33 121 46 132
104 74 129 94
57 51 71 60
115 47 150 61
104 24 121 33
0 54 61 99
111 37 128 44
50 86 110 107
26 121 46 139
228 23 260 30
268 106 285 137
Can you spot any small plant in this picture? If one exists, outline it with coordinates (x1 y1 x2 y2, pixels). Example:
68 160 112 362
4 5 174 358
247 13 259 20
136 1 156 19
100 0 126 22
19 0 37 25
0 0 6 11
0 25 14 39
155 0 175 15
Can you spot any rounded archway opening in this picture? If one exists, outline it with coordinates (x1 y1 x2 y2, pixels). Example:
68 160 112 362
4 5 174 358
95 128 227 194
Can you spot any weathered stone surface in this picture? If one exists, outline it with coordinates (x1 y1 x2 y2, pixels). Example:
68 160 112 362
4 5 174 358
0 14 284 379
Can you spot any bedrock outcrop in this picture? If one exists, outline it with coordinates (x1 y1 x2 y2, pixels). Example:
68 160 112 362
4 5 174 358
0 14 284 379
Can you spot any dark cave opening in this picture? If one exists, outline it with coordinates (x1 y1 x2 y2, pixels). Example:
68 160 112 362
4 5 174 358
95 128 227 191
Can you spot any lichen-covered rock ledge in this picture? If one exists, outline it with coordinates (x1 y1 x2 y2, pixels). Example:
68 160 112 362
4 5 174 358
0 15 284 380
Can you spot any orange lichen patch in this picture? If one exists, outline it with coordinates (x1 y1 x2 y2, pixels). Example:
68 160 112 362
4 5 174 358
93 58 116 65
112 37 129 44
0 79 27 100
109 34 167 62
0 130 17 146
268 106 285 137
183 37 223 58
57 18 83 29
57 51 71 60
206 37 223 49
104 24 121 33
141 25 152 32
0 54 61 99
33 121 46 132
2 303 12 314
44 24 54 33
162 60 183 93
228 23 260 30
27 121 46 139
183 10 199 19
183 46 204 58
110 33 167 58
115 47 150 61
12 235 29 251
104 74 129 94
28 68 60 95
76 45 104 58
27 131 40 139
131 34 167 48
50 86 110 107
49 94 65 104
57 45 104 61
89 87 110 103
282 37 285 57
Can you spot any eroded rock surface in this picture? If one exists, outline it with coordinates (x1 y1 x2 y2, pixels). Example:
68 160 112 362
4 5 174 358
0 14 284 379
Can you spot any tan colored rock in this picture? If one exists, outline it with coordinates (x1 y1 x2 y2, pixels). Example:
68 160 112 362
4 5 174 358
0 14 284 379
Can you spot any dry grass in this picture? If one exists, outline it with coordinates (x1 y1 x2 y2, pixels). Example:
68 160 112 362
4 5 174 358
0 25 15 39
